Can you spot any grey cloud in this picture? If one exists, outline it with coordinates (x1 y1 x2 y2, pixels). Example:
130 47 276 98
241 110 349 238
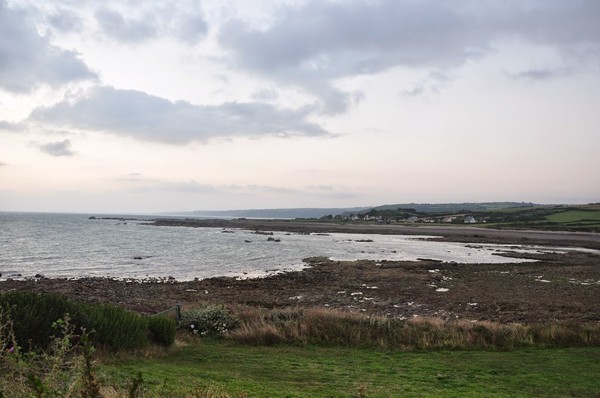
402 71 452 97
134 183 302 195
0 1 96 92
220 0 487 112
138 181 217 194
402 84 425 98
325 191 360 200
498 0 600 50
242 185 298 194
29 86 328 144
47 8 83 32
0 161 6 167
93 3 208 45
95 7 157 43
307 185 334 191
39 139 75 157
252 89 279 102
508 68 570 81
0 120 22 131
220 0 600 113
176 13 208 44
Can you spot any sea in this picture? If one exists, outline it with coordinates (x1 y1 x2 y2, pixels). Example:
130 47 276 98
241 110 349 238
0 212 591 281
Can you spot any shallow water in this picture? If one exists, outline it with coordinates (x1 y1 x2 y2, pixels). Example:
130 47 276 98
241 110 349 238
0 212 594 281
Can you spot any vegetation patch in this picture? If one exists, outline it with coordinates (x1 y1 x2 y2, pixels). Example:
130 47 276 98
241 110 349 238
2 295 599 397
228 307 600 350
179 304 239 337
147 316 176 347
0 291 157 351
100 339 600 397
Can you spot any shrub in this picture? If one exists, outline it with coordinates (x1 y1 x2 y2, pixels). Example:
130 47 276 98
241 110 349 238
79 301 149 350
0 292 79 350
0 291 149 351
0 314 101 398
147 316 176 347
179 305 239 336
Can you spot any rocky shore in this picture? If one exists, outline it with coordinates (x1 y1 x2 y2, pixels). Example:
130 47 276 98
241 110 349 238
2 249 598 323
2 220 599 323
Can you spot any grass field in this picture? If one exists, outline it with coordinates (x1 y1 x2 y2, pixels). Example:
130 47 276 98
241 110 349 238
473 206 600 232
100 340 600 397
545 210 600 223
542 209 600 231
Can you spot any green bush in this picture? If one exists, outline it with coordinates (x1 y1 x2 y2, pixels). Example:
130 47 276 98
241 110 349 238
0 291 149 351
180 305 239 336
147 316 176 347
0 292 79 350
79 302 149 350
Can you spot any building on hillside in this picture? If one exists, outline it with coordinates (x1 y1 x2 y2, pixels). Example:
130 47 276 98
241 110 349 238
464 215 477 223
406 216 419 223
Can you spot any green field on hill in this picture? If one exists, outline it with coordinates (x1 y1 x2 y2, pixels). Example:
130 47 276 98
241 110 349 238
343 203 600 232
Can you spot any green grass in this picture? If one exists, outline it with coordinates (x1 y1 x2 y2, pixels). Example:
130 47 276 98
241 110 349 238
100 340 600 397
545 210 600 223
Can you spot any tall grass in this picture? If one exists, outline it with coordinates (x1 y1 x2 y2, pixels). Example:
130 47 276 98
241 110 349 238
227 306 600 350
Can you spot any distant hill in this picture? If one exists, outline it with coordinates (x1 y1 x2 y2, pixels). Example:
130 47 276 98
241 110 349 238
166 203 536 220
352 202 537 215
169 207 370 219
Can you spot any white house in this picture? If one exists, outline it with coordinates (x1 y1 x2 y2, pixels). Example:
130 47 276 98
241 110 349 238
464 216 477 223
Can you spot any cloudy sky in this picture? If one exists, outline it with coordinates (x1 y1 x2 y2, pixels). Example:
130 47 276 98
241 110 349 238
1 0 599 213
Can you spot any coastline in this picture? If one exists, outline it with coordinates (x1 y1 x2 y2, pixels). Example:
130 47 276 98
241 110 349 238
149 218 600 249
2 249 598 324
2 219 598 324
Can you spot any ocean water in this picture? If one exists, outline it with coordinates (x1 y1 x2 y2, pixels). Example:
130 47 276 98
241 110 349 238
0 212 590 281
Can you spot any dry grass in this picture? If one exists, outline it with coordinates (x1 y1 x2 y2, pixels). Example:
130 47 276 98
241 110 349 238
226 305 600 350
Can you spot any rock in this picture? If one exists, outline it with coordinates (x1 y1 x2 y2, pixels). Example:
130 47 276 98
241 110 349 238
133 256 143 260
34 274 45 278
88 216 96 220
255 230 274 235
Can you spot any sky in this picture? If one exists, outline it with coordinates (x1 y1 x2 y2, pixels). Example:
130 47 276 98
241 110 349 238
0 0 599 214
